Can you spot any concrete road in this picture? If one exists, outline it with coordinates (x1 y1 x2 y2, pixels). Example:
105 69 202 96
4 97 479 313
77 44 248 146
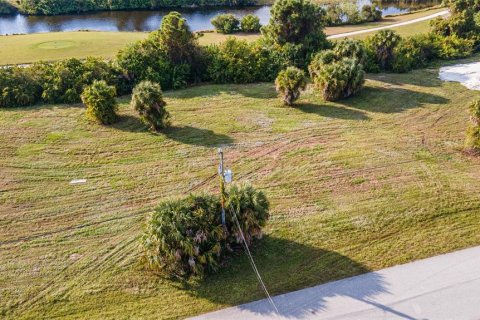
191 246 480 319
327 10 449 39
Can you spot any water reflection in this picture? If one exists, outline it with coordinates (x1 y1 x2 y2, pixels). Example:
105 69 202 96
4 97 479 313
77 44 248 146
0 0 440 35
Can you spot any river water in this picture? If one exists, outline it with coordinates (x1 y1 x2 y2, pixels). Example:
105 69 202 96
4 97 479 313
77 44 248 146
0 0 440 35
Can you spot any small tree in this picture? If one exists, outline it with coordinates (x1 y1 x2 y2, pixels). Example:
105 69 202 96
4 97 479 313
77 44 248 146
361 5 382 22
262 0 328 68
309 54 365 101
334 39 367 64
466 99 480 153
365 30 401 71
131 81 170 131
211 14 240 34
240 14 261 32
275 67 307 106
81 80 118 125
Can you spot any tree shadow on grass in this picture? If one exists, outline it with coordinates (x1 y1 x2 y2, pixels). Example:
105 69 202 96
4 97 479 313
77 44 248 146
343 86 449 114
165 83 277 100
163 125 233 147
368 70 445 88
184 236 418 319
111 114 148 132
111 115 233 147
297 103 370 120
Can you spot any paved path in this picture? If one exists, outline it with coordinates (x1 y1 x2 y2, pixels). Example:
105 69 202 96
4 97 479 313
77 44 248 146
327 10 449 39
192 246 480 319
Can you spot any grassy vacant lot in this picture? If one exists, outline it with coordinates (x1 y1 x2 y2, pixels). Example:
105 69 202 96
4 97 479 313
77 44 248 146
1 57 480 319
0 7 443 65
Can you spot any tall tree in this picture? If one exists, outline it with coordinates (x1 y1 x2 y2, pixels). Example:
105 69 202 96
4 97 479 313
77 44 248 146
262 0 328 68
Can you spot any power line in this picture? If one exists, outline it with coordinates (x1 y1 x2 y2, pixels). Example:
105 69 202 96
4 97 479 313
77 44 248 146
228 202 279 314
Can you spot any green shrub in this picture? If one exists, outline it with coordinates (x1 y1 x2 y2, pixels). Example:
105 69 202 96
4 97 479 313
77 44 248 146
211 14 240 34
431 0 480 41
309 53 365 101
131 81 170 131
240 14 261 32
39 57 116 104
207 38 284 84
262 0 328 68
334 39 367 64
466 99 480 152
116 12 204 90
142 185 270 278
361 5 382 22
393 34 438 72
309 41 366 101
81 80 118 125
0 67 41 108
435 35 475 59
0 57 118 108
365 30 402 71
275 67 307 106
225 184 270 247
142 194 223 278
340 2 361 24
117 40 172 89
325 4 342 25
0 0 17 15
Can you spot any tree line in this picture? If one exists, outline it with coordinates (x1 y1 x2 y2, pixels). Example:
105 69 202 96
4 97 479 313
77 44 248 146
17 0 256 15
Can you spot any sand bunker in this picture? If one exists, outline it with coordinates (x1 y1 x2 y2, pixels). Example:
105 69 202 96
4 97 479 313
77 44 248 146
439 62 480 90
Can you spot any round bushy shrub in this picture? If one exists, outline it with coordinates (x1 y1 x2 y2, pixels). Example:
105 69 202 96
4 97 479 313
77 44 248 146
365 30 402 71
81 80 118 125
309 46 365 101
361 5 382 22
225 185 270 247
241 14 261 32
275 67 307 106
341 2 361 24
142 194 223 278
334 39 367 64
142 185 270 278
211 14 240 34
309 54 365 101
466 99 480 153
131 81 170 131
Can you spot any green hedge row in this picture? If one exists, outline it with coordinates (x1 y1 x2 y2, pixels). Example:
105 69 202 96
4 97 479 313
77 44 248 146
1 0 479 109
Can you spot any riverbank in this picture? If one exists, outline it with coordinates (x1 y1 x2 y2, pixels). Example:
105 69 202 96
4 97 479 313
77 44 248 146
0 7 445 65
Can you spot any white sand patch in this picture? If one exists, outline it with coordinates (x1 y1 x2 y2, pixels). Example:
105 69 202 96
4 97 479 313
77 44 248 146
439 61 480 90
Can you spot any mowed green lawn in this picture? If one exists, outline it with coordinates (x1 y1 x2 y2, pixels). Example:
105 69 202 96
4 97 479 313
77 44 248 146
0 7 443 65
0 31 147 64
1 58 480 319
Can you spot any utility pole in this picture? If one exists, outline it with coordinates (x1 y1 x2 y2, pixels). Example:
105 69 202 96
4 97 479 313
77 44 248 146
217 148 232 226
